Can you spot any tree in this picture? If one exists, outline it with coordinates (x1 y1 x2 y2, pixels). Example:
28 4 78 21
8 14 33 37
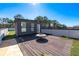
8 19 14 23
62 24 67 29
35 16 49 27
43 16 49 27
3 18 14 24
35 16 43 21
43 16 48 23
34 16 67 29
51 20 59 29
14 14 24 19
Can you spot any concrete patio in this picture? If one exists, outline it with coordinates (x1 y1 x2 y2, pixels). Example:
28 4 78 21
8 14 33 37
0 39 23 56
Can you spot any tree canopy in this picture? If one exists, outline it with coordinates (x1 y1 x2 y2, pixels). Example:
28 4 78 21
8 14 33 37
0 14 67 29
34 16 67 29
14 14 24 19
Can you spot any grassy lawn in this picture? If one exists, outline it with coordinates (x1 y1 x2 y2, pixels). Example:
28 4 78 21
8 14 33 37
8 30 15 35
71 39 79 56
61 35 79 56
3 30 16 40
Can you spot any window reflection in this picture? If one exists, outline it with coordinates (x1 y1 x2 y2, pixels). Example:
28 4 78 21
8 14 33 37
21 22 26 32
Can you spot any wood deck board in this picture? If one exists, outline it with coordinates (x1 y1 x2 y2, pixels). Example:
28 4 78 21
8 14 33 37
17 35 73 56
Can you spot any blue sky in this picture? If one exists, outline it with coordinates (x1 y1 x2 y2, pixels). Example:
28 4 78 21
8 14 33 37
0 3 79 26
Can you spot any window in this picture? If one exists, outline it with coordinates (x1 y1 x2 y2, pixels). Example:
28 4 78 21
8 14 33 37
37 24 40 33
31 23 34 32
50 23 53 27
21 22 26 32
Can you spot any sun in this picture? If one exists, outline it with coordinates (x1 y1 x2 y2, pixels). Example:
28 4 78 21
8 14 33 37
32 3 37 6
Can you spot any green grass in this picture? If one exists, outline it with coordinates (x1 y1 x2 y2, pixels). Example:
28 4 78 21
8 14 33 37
71 40 79 56
61 36 79 56
3 30 16 40
8 30 15 35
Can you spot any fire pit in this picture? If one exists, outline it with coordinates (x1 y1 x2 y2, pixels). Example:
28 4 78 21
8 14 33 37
36 34 48 43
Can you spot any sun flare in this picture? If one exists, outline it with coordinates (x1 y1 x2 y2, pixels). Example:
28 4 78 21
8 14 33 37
32 3 37 6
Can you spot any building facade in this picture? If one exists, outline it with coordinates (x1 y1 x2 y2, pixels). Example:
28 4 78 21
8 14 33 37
14 18 44 36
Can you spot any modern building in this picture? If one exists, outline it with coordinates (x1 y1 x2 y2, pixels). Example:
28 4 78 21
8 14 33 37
14 18 45 36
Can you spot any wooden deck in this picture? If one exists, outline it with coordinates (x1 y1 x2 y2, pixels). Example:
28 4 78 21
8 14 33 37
16 35 73 56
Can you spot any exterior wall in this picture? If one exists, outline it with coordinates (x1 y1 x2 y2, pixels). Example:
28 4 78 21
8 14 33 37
0 28 8 44
15 20 21 36
41 29 79 39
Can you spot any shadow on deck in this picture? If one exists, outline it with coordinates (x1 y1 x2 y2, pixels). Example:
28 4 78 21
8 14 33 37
0 34 38 48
